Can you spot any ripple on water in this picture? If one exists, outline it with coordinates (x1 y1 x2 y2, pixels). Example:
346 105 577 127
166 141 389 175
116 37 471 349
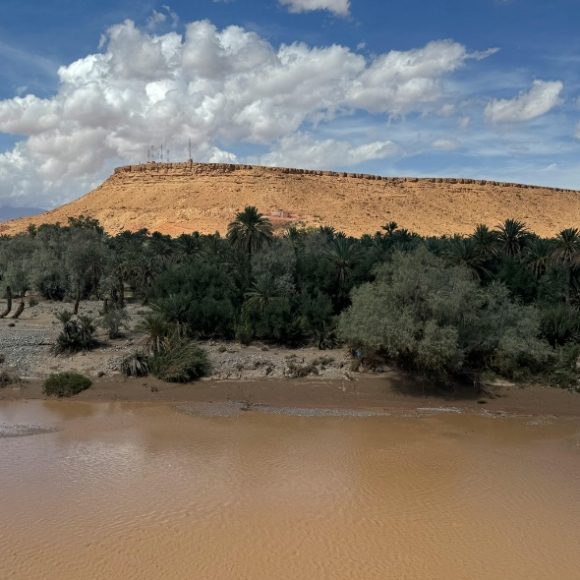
1 402 580 580
0 423 56 438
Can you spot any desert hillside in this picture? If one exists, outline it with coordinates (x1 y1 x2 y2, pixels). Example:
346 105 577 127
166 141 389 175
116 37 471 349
2 162 579 237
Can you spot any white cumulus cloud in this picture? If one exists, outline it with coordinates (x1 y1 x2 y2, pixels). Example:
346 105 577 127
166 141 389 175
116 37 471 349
256 133 397 168
279 0 350 16
0 17 490 207
485 80 563 123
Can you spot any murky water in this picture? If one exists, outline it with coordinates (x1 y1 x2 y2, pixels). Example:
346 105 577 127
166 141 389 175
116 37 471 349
1 401 580 579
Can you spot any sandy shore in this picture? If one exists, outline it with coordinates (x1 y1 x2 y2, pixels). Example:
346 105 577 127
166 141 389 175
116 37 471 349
2 374 580 418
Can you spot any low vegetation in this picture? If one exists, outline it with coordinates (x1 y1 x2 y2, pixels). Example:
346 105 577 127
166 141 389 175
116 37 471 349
52 311 98 354
120 351 150 378
0 211 578 391
43 372 92 397
149 338 209 383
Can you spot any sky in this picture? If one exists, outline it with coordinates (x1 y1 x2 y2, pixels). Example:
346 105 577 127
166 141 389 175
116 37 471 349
0 0 579 209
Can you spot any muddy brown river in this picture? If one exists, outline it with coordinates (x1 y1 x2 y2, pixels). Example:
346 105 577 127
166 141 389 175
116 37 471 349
1 401 580 579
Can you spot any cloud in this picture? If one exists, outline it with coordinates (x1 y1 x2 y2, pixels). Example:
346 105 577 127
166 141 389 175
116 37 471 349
459 116 471 129
0 18 491 207
279 0 350 16
485 80 563 123
146 6 179 31
256 132 398 168
432 138 459 151
575 122 580 140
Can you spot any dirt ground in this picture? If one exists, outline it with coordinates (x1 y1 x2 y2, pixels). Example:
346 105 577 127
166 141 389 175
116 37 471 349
0 297 353 382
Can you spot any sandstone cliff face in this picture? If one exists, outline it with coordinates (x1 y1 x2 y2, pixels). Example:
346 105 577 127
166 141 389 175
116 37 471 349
2 162 579 237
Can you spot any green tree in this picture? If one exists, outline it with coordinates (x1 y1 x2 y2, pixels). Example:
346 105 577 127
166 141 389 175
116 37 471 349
338 247 554 384
495 218 529 257
227 206 273 258
552 228 580 266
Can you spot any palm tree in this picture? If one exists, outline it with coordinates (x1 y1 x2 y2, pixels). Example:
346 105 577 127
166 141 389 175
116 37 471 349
244 277 283 311
470 224 497 258
227 206 273 257
284 226 305 257
151 294 190 338
138 312 170 355
318 226 337 242
495 218 529 257
525 237 554 279
391 228 417 251
551 228 580 304
381 221 399 236
552 228 580 266
327 234 359 289
444 236 488 280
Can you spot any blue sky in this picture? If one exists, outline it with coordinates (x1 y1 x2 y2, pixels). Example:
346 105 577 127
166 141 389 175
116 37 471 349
0 0 579 208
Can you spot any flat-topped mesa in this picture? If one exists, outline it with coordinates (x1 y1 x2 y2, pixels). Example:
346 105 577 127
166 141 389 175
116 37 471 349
2 162 579 237
110 161 577 193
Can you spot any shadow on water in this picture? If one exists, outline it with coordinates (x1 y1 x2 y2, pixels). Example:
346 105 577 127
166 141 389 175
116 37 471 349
385 371 490 403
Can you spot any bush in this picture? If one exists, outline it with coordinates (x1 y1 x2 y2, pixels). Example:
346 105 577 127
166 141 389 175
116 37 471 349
338 248 555 385
150 339 209 383
547 344 580 390
0 369 17 388
53 311 97 354
284 356 319 378
100 305 130 339
37 272 67 301
43 372 92 397
235 320 253 345
120 351 150 377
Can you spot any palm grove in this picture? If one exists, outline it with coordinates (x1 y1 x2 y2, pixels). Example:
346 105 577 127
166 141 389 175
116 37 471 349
1 209 579 390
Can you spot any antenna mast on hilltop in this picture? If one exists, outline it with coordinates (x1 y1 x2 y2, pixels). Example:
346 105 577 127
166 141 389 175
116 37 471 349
188 139 192 161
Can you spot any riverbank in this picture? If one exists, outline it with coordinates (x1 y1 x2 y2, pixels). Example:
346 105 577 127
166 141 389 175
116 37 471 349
1 297 579 418
2 374 580 418
0 298 354 381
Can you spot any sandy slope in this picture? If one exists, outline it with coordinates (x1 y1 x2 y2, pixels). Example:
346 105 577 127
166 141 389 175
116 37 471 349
2 162 579 237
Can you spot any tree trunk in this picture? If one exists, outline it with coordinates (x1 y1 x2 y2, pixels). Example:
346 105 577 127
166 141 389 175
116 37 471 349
119 279 125 308
11 299 24 319
1 286 12 318
74 287 81 315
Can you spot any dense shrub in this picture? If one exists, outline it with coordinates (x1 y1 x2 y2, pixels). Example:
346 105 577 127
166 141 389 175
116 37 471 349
52 311 97 354
148 260 240 338
43 372 92 397
120 351 150 377
338 248 560 385
548 344 580 390
37 272 67 301
149 339 209 383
